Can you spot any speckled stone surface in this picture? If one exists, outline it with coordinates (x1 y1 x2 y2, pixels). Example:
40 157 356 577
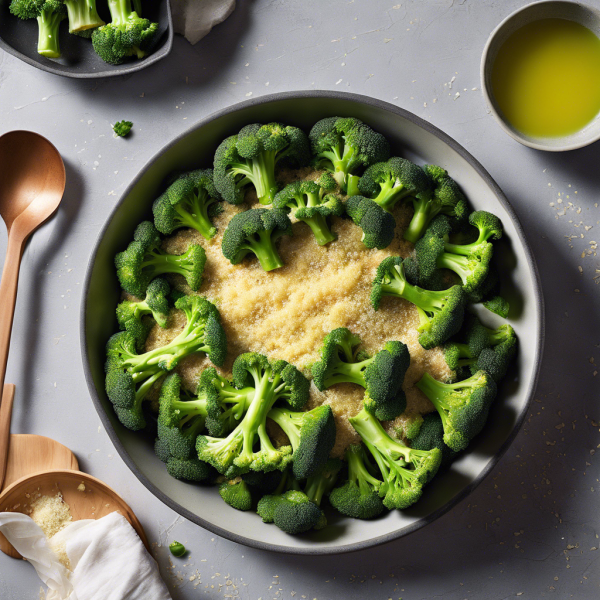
0 1 599 598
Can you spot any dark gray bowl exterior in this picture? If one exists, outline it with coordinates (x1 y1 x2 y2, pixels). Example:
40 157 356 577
0 0 172 78
81 91 545 555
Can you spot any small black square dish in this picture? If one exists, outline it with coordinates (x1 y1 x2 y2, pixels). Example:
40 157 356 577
0 0 173 78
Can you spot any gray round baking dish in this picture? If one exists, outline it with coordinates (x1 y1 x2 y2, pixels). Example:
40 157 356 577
0 0 172 78
81 91 545 555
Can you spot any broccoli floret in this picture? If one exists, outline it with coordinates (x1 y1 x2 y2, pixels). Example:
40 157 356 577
483 295 510 319
345 195 396 250
113 120 133 137
105 296 226 427
153 169 223 239
433 211 503 294
213 123 311 205
358 157 432 214
410 413 458 467
157 373 207 459
415 370 497 452
444 315 514 367
264 460 341 534
349 408 442 509
115 221 206 297
309 117 390 194
105 332 165 429
312 328 409 420
92 0 157 65
10 0 67 58
166 456 214 482
256 469 299 523
371 256 466 349
329 444 385 519
242 469 286 495
116 278 170 349
155 427 215 483
218 479 254 511
273 180 343 246
196 353 310 478
198 366 255 437
404 165 469 244
444 316 517 383
267 404 336 480
221 208 292 271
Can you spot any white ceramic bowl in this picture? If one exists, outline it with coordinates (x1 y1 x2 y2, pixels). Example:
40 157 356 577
481 1 600 151
81 91 545 554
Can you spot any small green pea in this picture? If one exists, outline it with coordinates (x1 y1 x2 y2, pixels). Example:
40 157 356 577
169 541 186 557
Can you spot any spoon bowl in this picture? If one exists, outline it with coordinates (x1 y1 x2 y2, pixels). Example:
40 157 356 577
0 131 66 231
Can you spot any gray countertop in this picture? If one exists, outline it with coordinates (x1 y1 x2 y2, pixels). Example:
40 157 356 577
1 1 599 598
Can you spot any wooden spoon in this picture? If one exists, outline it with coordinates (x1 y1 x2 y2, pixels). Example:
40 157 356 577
0 131 66 489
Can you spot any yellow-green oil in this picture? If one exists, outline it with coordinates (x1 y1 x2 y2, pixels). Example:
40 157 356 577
491 18 600 137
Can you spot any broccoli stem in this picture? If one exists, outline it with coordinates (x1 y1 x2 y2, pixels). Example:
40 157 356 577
436 253 471 286
375 180 410 213
173 192 217 240
242 230 284 271
404 198 435 244
301 214 336 246
64 0 104 32
37 11 63 58
346 175 360 197
347 447 382 494
143 251 195 279
268 408 302 449
107 0 137 24
324 357 372 387
231 152 278 205
171 399 208 421
134 370 165 408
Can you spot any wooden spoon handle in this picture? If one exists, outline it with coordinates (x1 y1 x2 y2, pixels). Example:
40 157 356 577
0 229 24 411
0 384 15 490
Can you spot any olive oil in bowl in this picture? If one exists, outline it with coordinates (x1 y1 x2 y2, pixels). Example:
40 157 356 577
491 18 600 138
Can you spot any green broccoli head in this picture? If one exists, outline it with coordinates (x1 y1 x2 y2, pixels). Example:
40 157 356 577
221 208 292 271
116 278 170 349
415 370 497 452
196 353 309 478
104 331 166 430
358 157 432 213
199 366 255 437
442 315 517 383
166 456 214 482
395 413 424 441
483 295 510 319
312 329 409 420
92 0 157 66
329 444 385 519
411 412 459 468
113 120 133 137
345 195 396 249
115 221 206 297
105 297 225 424
404 165 469 244
413 215 494 295
213 123 311 205
273 180 343 246
267 404 336 480
363 340 410 421
371 256 466 349
270 490 323 534
218 479 254 511
309 117 390 194
153 169 223 239
349 408 442 510
157 373 208 460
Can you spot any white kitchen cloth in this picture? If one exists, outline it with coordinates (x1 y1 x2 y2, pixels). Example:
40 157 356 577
171 0 236 45
0 511 171 600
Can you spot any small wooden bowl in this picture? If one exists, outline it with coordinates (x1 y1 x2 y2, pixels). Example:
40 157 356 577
0 469 148 559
